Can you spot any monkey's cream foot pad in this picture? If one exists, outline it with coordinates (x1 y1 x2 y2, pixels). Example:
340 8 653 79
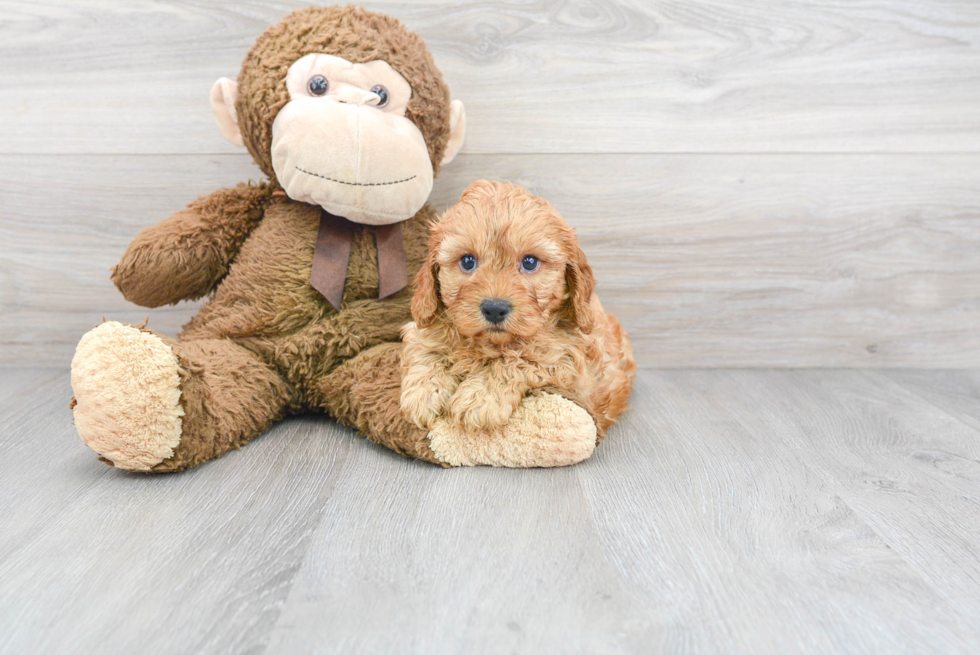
427 392 597 467
70 321 184 471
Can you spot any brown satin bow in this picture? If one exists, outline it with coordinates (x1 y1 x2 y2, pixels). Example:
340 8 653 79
310 208 408 311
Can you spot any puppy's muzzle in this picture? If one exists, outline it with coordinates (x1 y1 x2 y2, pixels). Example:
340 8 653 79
480 298 512 325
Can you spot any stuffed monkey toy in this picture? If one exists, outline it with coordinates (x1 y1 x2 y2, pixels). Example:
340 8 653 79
70 5 599 472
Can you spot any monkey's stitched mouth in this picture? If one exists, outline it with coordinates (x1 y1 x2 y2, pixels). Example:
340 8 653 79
295 166 417 187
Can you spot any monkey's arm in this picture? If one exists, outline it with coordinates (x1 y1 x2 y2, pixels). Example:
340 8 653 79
112 182 272 307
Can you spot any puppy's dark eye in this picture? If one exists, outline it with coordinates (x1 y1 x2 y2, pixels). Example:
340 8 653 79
308 75 329 96
520 255 540 273
371 85 389 107
459 254 478 272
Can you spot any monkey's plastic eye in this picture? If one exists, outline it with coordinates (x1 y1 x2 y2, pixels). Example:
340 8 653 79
459 254 478 272
520 255 540 273
371 85 389 107
308 75 329 96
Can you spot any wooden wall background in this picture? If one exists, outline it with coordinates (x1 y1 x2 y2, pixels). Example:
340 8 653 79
1 0 979 367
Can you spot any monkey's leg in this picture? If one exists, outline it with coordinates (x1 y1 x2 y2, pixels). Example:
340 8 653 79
318 342 600 468
317 342 444 464
71 321 289 472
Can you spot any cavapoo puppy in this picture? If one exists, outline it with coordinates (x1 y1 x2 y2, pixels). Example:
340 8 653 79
400 180 635 437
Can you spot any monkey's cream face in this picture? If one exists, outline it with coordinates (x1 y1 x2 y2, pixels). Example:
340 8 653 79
270 54 434 225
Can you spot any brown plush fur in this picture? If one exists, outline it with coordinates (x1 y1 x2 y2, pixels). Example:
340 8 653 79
401 181 636 435
320 342 443 464
114 192 435 472
82 7 451 471
153 334 291 472
112 183 273 307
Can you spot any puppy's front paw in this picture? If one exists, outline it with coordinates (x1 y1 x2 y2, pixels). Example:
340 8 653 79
448 376 521 431
401 376 455 429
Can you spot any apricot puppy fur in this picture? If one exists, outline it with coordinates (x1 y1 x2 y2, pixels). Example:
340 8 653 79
401 180 636 435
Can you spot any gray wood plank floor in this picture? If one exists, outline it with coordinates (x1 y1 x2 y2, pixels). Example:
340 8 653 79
2 368 979 654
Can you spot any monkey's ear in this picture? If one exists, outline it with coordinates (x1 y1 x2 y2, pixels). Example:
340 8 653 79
210 77 244 147
440 100 466 166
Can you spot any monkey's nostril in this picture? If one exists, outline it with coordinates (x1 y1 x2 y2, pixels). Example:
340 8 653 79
480 298 512 325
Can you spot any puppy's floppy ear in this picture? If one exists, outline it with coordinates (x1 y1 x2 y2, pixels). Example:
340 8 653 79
565 244 598 333
412 231 442 328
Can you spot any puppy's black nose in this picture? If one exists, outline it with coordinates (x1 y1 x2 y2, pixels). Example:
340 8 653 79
480 298 512 324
